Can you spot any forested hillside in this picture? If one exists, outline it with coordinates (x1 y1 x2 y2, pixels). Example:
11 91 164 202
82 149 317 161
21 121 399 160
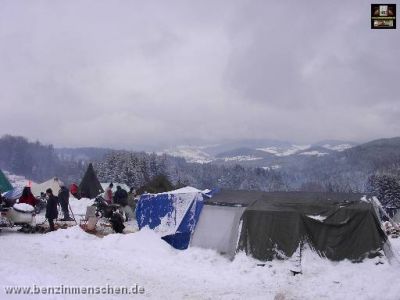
1 134 400 194
0 135 85 183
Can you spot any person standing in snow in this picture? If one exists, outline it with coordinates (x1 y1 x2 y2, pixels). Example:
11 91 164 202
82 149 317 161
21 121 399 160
114 186 134 220
127 187 137 217
58 184 73 221
46 188 58 231
19 186 37 207
104 183 113 204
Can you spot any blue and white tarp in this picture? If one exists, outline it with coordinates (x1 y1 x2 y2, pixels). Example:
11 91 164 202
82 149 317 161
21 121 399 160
136 187 208 249
2 186 23 200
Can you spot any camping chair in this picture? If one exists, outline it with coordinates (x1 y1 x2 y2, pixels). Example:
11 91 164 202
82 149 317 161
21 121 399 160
80 206 98 232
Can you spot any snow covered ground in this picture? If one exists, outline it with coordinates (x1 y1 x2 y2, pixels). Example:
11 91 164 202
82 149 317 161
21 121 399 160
1 220 400 300
3 171 33 188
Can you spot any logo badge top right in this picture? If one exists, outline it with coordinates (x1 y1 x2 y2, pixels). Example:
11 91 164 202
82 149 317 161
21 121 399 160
371 4 396 29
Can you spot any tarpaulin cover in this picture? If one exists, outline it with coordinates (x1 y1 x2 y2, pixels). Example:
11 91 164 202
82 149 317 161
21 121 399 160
136 187 204 249
2 186 23 200
237 192 387 261
31 178 62 197
0 169 12 193
190 204 245 259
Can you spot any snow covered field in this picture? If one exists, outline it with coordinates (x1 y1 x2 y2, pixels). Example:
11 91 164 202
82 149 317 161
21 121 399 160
1 220 399 300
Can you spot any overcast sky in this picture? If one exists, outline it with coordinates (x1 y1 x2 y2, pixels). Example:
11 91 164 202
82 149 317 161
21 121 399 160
0 0 399 149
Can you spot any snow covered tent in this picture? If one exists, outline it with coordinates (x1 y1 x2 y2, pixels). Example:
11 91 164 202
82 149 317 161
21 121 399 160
31 177 62 197
136 187 205 250
190 190 261 259
192 190 389 262
238 192 388 262
0 169 13 193
79 163 104 199
2 186 23 200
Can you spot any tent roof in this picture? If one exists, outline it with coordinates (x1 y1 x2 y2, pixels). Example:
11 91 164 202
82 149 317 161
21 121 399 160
31 177 62 196
247 192 368 213
205 190 368 208
0 169 13 193
204 190 265 206
79 163 104 199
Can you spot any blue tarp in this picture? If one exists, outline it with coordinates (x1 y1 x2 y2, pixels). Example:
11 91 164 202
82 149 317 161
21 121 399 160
136 187 205 250
2 186 23 200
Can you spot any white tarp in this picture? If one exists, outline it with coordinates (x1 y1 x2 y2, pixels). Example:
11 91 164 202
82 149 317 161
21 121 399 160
31 178 63 197
190 204 245 259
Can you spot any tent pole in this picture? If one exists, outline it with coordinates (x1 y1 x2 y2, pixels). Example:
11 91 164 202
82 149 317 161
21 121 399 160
290 241 303 275
69 203 78 225
372 197 399 230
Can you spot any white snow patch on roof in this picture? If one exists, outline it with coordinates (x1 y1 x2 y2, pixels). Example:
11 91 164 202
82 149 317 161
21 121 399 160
307 215 327 222
13 203 35 212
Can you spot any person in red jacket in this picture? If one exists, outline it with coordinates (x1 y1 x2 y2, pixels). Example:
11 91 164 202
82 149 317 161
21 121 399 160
19 186 37 207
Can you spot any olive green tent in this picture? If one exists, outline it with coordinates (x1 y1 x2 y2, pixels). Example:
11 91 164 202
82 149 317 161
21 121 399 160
79 163 104 199
238 192 387 262
199 190 388 262
0 169 13 193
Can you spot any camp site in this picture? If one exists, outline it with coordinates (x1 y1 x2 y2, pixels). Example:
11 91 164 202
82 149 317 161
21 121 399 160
1 163 400 299
1 1 400 299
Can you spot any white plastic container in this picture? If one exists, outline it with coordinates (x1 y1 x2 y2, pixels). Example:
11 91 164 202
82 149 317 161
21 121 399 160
9 203 35 225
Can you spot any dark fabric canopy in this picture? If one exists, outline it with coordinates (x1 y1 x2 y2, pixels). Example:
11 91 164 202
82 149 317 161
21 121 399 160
79 163 104 199
204 190 265 207
208 191 387 262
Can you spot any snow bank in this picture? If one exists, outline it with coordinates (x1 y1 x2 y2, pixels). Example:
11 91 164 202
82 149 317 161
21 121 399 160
0 225 399 299
42 225 98 242
101 228 172 254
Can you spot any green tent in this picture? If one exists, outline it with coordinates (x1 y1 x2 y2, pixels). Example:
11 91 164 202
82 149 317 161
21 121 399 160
79 163 104 199
202 190 388 262
0 169 13 193
237 192 387 262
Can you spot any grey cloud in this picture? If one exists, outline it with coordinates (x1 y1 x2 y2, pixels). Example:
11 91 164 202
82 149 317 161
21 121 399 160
0 0 399 148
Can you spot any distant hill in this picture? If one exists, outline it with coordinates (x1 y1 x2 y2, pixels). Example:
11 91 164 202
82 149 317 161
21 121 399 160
1 134 399 193
215 147 272 159
282 137 400 192
56 147 113 162
0 135 85 183
161 139 356 165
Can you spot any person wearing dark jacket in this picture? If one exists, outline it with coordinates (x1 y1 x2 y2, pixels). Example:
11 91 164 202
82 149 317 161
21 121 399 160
46 188 58 231
114 186 134 220
58 185 72 221
19 186 37 207
113 186 128 206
